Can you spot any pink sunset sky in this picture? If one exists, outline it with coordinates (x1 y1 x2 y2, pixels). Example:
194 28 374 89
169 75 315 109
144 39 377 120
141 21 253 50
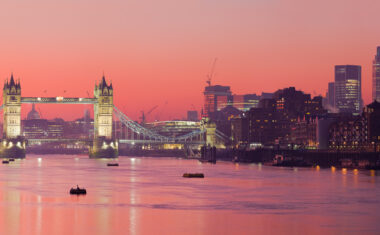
0 0 379 121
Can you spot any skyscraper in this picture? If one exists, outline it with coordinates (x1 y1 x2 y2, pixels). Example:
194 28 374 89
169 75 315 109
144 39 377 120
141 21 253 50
328 82 335 109
373 46 380 102
334 65 362 115
203 85 231 117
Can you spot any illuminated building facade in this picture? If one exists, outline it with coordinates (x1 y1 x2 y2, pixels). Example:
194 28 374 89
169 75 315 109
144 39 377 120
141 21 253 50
47 119 64 138
334 65 362 115
91 76 118 158
364 101 380 151
204 84 264 115
328 101 380 151
247 107 279 145
23 106 65 140
94 76 113 138
230 87 326 147
203 85 231 116
328 115 367 151
273 87 325 117
373 47 380 102
243 94 260 111
290 117 317 149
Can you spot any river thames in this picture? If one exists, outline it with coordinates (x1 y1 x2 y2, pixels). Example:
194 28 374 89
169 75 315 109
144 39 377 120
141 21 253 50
0 155 379 235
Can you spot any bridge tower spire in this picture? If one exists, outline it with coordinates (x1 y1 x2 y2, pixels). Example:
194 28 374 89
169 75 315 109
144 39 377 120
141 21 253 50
2 74 25 158
90 75 118 158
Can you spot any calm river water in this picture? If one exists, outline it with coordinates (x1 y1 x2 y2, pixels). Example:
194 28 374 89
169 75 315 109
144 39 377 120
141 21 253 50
0 155 379 235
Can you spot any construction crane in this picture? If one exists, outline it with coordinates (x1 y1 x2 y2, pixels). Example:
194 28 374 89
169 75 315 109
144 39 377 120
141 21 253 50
206 58 218 86
155 101 168 121
140 105 158 124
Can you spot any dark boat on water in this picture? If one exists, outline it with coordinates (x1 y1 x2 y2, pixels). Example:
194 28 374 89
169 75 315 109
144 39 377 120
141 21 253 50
2 160 9 164
9 159 15 162
70 186 87 195
183 173 204 178
198 159 216 164
107 163 119 167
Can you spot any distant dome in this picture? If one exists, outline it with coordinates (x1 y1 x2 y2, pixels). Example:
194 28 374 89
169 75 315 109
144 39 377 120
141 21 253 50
27 104 40 120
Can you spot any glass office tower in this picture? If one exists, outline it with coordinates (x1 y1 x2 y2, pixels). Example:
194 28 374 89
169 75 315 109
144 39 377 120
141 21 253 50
334 65 362 115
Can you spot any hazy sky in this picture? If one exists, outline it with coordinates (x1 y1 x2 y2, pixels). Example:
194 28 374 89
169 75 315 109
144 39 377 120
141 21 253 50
0 0 379 121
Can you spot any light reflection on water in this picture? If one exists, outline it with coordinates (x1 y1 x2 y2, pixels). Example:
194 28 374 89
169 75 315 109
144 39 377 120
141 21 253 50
0 155 379 234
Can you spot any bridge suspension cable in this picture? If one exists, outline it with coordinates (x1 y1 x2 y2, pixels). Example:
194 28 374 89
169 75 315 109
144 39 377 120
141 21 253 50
113 106 205 143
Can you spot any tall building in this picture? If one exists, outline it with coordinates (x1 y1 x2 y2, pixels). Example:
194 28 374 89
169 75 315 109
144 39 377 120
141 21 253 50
328 82 335 109
203 85 231 117
373 47 380 102
334 65 362 115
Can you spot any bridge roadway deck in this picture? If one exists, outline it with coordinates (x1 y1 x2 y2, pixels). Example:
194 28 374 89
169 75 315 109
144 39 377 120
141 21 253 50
119 139 205 145
21 97 97 104
26 139 205 145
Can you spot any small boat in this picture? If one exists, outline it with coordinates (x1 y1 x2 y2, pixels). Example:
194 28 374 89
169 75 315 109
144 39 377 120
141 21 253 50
107 163 119 167
9 159 15 162
70 186 87 195
183 173 204 178
198 159 216 164
2 160 9 164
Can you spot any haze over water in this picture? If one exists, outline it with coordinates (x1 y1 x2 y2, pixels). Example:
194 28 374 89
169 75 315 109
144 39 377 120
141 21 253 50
0 155 379 234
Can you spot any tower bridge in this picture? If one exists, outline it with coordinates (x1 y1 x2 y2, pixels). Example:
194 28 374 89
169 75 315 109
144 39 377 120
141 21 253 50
0 74 228 159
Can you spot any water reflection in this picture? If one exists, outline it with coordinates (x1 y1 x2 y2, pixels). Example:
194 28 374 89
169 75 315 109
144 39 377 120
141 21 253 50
0 155 378 234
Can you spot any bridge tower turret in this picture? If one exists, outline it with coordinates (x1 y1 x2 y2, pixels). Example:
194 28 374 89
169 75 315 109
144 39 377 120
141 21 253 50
2 74 25 158
90 76 118 158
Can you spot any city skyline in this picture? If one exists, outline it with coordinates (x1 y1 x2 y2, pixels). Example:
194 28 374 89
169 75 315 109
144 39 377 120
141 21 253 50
1 1 380 234
0 0 379 121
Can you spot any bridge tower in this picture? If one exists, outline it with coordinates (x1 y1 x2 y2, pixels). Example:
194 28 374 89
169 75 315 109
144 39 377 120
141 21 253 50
89 76 118 158
2 75 25 158
201 117 217 147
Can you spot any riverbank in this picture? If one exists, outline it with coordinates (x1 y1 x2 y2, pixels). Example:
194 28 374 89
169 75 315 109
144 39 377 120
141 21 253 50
216 149 380 169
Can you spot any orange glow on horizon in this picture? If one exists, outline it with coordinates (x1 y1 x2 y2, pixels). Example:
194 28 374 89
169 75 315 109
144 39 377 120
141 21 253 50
0 0 378 121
